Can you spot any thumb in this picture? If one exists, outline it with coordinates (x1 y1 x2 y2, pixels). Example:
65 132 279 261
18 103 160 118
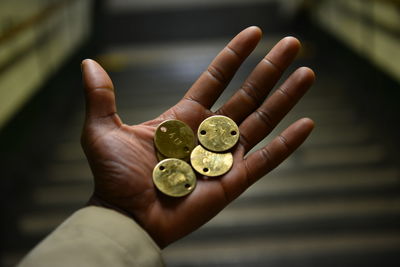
82 59 121 127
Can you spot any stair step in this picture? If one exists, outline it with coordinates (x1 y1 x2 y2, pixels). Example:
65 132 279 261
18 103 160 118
205 196 400 230
243 167 400 199
163 231 400 267
302 144 388 167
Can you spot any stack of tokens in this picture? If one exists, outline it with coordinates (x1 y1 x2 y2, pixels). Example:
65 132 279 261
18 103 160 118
153 120 197 197
191 115 239 176
153 116 239 197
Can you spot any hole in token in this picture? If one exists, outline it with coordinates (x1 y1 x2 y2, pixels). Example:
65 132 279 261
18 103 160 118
203 168 209 172
160 126 167 133
184 183 191 188
231 130 237 135
159 166 165 171
184 146 190 153
200 130 206 135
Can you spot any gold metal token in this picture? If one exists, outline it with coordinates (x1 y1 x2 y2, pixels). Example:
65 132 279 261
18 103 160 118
154 120 196 159
197 115 239 152
153 158 196 197
190 145 233 177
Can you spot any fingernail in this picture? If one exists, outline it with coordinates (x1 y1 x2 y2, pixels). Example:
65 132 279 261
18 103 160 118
81 59 93 74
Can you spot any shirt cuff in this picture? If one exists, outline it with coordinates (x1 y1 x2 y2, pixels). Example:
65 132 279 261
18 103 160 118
19 206 164 267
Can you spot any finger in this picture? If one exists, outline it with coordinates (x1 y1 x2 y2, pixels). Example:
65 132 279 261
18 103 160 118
243 118 314 185
182 26 262 109
82 59 121 127
216 37 301 123
239 67 315 152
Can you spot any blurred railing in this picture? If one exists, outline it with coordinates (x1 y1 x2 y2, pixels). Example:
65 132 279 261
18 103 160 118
0 0 92 130
312 0 400 83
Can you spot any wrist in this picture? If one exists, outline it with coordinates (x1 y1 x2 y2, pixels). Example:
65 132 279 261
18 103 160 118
86 193 134 221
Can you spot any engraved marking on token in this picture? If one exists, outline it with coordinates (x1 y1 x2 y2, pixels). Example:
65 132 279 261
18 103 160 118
153 158 196 197
197 115 239 152
190 145 233 177
154 120 196 158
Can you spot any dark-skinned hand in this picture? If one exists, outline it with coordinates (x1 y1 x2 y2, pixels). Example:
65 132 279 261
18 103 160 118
81 26 315 248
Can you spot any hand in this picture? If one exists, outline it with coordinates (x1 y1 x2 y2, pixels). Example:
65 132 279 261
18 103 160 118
81 26 315 248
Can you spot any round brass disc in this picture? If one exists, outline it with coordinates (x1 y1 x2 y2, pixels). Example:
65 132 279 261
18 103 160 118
152 158 196 197
154 120 196 159
197 115 239 152
190 145 233 177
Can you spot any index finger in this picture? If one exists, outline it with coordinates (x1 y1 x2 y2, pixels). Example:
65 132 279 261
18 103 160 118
183 26 262 109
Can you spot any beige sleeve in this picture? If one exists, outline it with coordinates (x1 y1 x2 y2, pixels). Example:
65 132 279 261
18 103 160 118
18 206 164 267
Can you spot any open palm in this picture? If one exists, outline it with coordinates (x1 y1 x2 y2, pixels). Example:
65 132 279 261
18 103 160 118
81 26 315 248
